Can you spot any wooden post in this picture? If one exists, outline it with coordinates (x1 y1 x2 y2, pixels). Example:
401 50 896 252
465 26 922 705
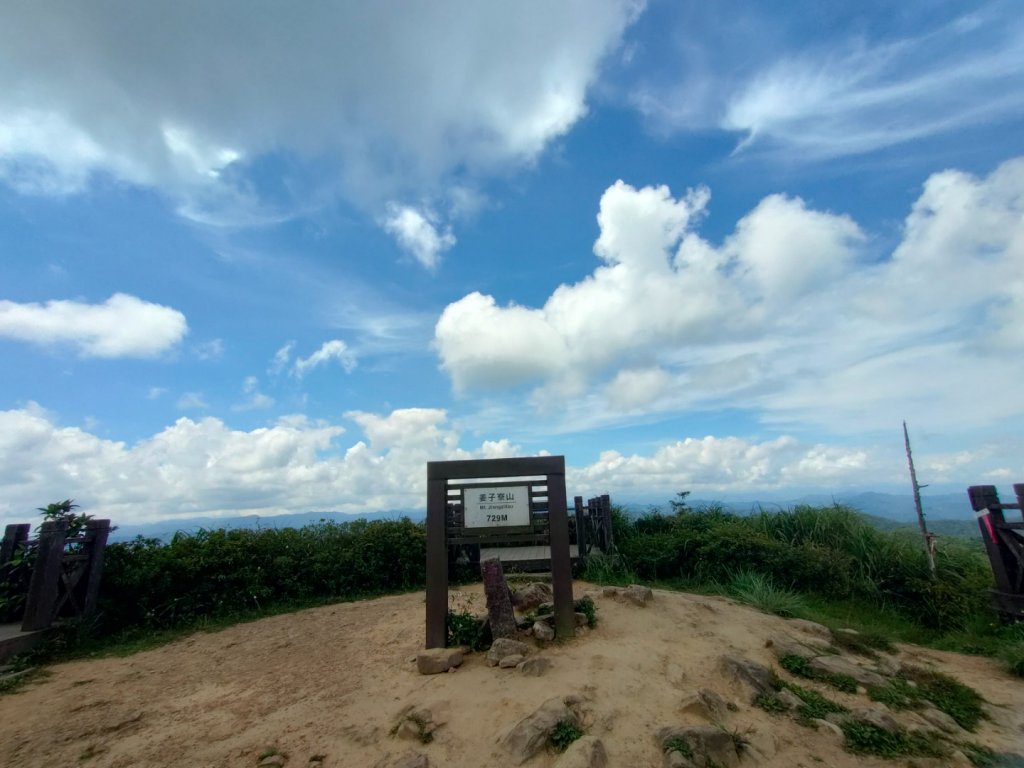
1 524 30 570
80 519 111 616
425 477 449 649
968 486 1014 593
21 519 67 631
600 494 613 551
574 496 587 558
547 460 575 640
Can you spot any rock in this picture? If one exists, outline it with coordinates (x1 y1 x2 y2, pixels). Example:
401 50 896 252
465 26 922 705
786 619 833 641
851 707 902 733
500 654 525 669
918 706 965 735
574 612 589 627
812 718 844 742
390 753 429 768
601 587 618 597
395 719 424 741
624 585 653 606
487 638 531 667
875 655 902 676
656 725 740 768
776 689 802 710
511 582 553 612
554 736 608 768
679 689 729 722
743 728 778 760
666 662 686 688
481 558 518 638
663 750 691 768
259 756 286 767
533 621 555 642
393 705 445 742
416 648 463 675
718 654 776 698
808 655 886 688
519 657 553 677
766 633 832 660
501 696 581 765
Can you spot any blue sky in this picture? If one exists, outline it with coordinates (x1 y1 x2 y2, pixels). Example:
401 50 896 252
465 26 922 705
2 1 1023 526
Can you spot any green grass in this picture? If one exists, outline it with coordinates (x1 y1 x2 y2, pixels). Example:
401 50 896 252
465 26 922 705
549 721 583 752
0 667 50 696
662 737 693 758
779 681 849 727
753 692 789 714
778 654 857 694
841 720 947 759
728 570 808 618
573 595 597 628
867 665 986 731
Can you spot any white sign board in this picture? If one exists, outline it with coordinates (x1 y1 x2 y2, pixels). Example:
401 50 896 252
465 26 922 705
464 486 530 529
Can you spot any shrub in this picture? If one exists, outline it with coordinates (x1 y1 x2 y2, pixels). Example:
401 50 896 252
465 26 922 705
728 571 807 618
549 721 583 752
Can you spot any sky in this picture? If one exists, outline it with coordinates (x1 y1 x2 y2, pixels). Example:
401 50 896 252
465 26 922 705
2 1 1023 527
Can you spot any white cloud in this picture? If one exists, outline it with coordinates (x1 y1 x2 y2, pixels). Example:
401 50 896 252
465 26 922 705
194 339 224 361
232 376 275 412
0 293 187 358
0 2 641 232
269 342 294 376
0 403 1017 527
176 393 209 410
436 158 1024 433
382 204 456 268
147 387 167 400
292 340 357 377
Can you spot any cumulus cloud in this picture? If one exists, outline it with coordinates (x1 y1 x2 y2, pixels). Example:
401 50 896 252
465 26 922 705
382 204 456 268
436 158 1024 433
292 340 357 377
0 293 187 358
3 402 1015 527
0 2 641 233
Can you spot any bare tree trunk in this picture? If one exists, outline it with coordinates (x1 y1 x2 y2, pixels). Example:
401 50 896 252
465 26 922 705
904 421 936 577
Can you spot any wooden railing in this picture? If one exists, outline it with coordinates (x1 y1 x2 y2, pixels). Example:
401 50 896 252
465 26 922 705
0 519 111 631
968 484 1024 620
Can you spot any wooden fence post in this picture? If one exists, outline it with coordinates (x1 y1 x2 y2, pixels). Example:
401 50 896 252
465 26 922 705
574 496 587 558
1 524 30 571
21 520 68 631
80 519 111 616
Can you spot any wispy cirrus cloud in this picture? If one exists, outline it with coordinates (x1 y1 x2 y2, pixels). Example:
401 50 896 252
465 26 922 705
632 3 1024 161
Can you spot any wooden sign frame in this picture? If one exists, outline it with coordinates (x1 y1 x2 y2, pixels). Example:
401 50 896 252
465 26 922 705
425 455 575 648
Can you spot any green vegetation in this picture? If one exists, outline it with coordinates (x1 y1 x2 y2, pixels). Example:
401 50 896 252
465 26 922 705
549 720 583 752
779 681 849 726
573 595 597 628
867 665 985 731
779 654 857 694
840 719 947 759
662 736 693 759
727 570 808 618
753 692 789 714
446 609 491 650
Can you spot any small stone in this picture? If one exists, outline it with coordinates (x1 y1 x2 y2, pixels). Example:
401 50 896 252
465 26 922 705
776 689 802 710
624 585 653 606
679 688 729 722
487 638 530 666
500 654 525 669
601 587 618 597
574 612 589 627
718 654 776 697
918 706 964 735
519 657 553 677
533 621 555 642
259 756 286 768
390 753 429 768
416 648 463 675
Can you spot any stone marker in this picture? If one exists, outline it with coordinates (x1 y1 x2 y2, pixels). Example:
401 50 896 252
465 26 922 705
482 557 518 639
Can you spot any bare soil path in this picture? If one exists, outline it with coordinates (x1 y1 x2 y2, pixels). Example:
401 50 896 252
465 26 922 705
1 582 1022 767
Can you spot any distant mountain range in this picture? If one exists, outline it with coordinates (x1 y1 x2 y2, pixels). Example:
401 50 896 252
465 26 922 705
106 490 993 543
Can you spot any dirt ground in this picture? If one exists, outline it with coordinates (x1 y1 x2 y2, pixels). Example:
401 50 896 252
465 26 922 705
1 582 1022 768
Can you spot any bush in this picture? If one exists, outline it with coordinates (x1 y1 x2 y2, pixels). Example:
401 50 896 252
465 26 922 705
97 518 426 635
